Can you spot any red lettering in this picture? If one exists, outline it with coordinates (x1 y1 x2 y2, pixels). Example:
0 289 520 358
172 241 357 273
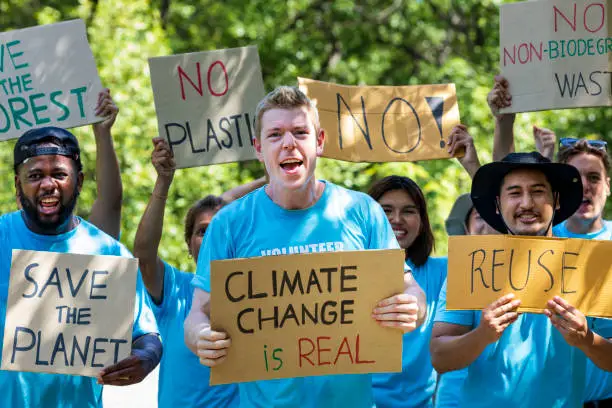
503 45 516 67
529 42 543 62
333 336 354 364
317 336 331 366
584 3 605 33
177 63 203 101
554 4 577 32
518 43 530 64
355 334 375 365
207 60 229 97
298 337 315 367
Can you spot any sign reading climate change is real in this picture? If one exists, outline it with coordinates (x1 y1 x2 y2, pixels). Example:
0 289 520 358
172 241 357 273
0 19 105 140
299 78 461 163
447 235 612 317
149 46 265 168
210 249 405 385
1 250 138 377
500 0 612 113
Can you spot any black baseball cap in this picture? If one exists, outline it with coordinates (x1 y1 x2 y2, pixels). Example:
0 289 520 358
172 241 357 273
14 127 81 170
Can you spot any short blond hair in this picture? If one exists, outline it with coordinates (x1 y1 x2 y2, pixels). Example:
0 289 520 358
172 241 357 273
254 86 320 139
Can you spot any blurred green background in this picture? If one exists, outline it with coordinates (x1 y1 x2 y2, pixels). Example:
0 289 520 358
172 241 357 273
1 0 610 271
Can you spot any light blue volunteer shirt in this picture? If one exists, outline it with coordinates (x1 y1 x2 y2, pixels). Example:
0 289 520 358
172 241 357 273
372 256 447 408
150 262 238 407
435 368 466 408
434 276 612 408
193 181 406 408
554 219 612 402
0 211 158 408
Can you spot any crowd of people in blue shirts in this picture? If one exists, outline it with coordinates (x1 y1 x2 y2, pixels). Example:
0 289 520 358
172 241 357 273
1 71 612 408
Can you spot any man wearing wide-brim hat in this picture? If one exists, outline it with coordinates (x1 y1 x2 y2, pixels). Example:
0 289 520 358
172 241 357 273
430 152 612 407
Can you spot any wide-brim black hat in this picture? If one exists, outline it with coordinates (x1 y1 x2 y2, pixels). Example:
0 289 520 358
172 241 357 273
471 152 582 234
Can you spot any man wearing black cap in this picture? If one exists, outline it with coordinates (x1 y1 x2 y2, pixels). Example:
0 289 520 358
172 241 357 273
430 152 612 408
1 126 162 407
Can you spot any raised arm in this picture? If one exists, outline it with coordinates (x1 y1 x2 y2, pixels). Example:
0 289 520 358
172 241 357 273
533 126 556 161
220 176 267 203
447 124 481 179
133 138 176 303
89 89 122 239
488 76 517 161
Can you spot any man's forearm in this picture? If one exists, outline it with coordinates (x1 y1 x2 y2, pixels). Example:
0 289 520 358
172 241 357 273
132 333 162 370
492 116 516 161
404 272 427 326
431 326 490 373
580 332 612 372
184 304 211 355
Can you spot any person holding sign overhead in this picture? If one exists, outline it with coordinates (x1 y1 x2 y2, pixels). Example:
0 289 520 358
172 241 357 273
555 140 612 407
184 86 426 408
430 151 612 407
133 137 265 407
0 126 162 407
15 88 124 239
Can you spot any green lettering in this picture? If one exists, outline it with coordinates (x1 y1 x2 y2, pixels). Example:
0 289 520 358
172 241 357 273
0 103 10 133
29 93 50 125
8 96 32 129
21 73 33 92
50 91 69 122
6 40 29 70
70 86 87 118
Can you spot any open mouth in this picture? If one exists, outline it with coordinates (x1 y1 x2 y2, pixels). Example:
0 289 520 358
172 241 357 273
280 158 303 174
38 196 60 215
393 228 407 238
516 212 538 224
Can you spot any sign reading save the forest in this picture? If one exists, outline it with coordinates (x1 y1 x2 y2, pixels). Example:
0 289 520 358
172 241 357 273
298 78 461 163
0 19 104 141
149 46 265 168
1 250 138 377
447 235 612 317
500 0 612 113
209 249 405 385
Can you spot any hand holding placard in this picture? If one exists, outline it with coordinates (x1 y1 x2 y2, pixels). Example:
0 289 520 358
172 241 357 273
209 249 405 385
1 250 137 377
447 235 612 317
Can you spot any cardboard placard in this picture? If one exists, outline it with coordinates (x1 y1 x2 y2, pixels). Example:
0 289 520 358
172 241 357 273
210 249 405 385
2 250 138 376
500 0 612 113
447 235 612 317
0 19 104 141
149 46 265 168
298 78 461 163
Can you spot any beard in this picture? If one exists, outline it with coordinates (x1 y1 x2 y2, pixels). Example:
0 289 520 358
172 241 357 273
18 184 79 234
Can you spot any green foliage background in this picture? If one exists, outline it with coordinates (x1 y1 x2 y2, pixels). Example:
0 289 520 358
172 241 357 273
1 0 610 271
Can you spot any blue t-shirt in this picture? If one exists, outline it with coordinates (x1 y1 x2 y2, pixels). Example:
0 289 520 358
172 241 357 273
434 277 612 408
0 211 158 408
553 220 612 241
554 219 612 402
435 368 466 408
150 262 238 407
372 257 447 408
193 181 404 408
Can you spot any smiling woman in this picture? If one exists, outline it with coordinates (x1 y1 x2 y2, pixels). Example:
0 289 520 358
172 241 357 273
368 175 447 408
